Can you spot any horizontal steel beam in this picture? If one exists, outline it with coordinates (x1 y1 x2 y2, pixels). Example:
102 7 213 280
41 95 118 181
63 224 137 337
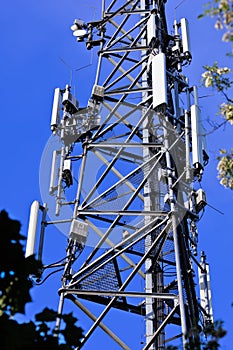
101 46 149 54
89 143 163 148
77 210 168 216
105 87 152 95
106 10 151 15
61 289 178 300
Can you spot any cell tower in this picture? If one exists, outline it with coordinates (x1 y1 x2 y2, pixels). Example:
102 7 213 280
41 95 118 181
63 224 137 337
26 0 214 349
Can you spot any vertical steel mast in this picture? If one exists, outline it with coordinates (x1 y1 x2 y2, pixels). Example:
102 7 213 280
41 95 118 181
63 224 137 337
28 0 214 349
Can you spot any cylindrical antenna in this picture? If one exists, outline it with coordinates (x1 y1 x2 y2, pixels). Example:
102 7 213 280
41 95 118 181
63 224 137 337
192 85 199 105
51 88 61 133
180 18 191 54
191 103 203 171
25 201 40 257
152 53 168 111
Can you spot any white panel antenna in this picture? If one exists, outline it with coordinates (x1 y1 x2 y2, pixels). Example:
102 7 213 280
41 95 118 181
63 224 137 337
51 88 61 133
190 85 208 172
49 150 58 194
147 13 156 46
25 201 40 257
191 104 203 171
152 53 168 110
180 18 191 55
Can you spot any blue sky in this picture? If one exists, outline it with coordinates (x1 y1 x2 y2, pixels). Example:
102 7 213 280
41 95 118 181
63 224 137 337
1 0 233 348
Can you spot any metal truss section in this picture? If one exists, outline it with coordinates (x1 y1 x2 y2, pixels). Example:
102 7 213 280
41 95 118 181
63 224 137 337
32 1 213 349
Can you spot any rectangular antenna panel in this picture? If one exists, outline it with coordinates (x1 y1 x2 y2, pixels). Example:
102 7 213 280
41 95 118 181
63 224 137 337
180 18 191 54
51 88 61 131
49 150 58 195
191 104 203 168
25 201 40 257
192 85 198 105
152 53 168 110
147 14 156 45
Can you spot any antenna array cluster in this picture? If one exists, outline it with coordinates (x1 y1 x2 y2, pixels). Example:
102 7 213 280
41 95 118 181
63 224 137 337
26 1 214 349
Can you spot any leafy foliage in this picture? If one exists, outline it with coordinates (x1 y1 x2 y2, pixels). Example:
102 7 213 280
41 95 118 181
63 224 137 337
198 0 233 52
201 62 233 189
200 1 233 189
203 320 227 349
217 148 233 188
0 210 83 349
201 62 231 91
0 210 42 316
165 321 227 349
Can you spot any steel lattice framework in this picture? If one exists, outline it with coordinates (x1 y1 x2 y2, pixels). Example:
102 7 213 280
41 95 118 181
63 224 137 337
27 1 214 349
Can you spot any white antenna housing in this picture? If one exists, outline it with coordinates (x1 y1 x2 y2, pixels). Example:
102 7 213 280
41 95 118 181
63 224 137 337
91 84 105 101
191 104 202 167
62 158 73 187
195 188 207 213
25 201 40 257
70 219 88 244
180 18 191 55
62 86 79 114
147 13 156 46
63 158 72 172
51 88 61 133
49 150 58 194
190 85 208 172
152 53 168 110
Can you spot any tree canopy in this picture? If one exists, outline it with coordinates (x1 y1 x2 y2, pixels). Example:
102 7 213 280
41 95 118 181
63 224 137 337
200 0 233 189
0 210 83 350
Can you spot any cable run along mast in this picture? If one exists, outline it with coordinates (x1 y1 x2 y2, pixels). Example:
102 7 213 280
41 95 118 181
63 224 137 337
26 0 214 349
